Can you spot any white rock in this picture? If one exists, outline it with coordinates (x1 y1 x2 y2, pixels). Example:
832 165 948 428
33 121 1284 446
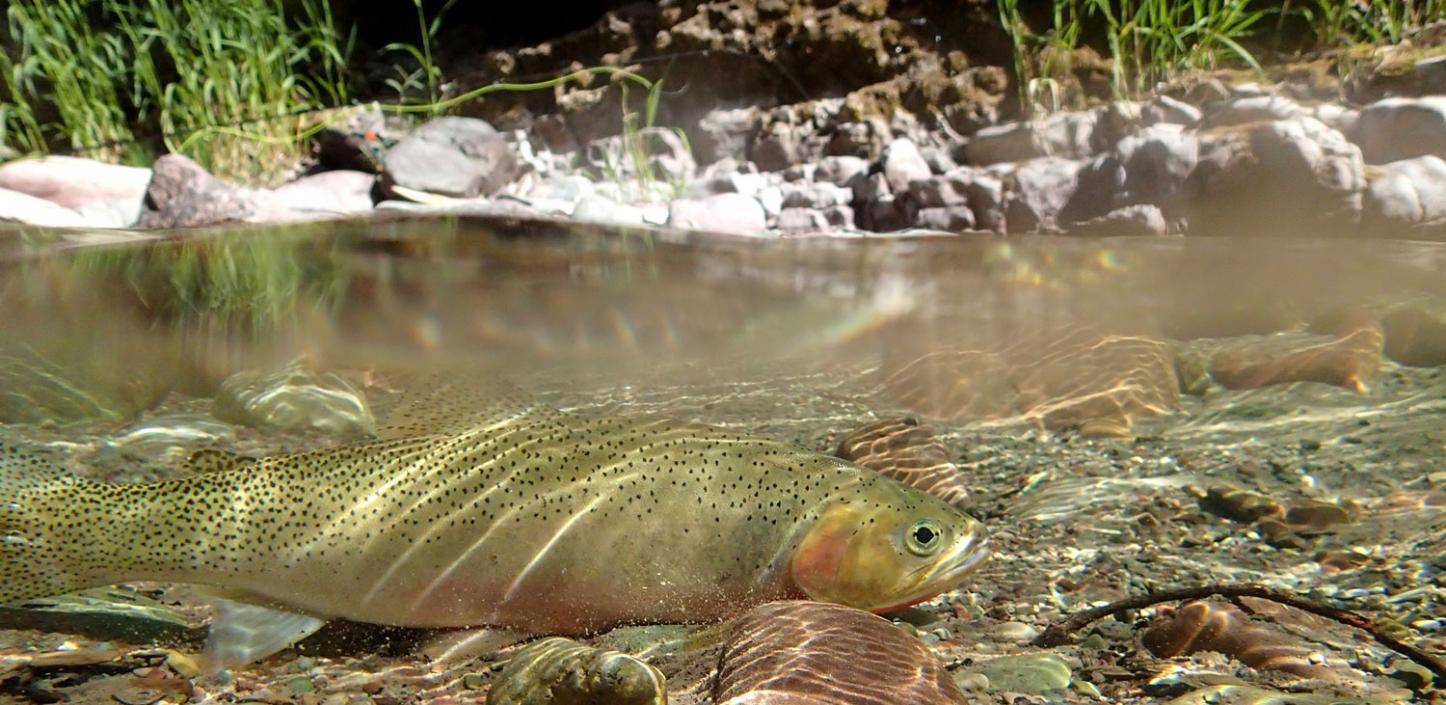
526 174 595 203
1355 97 1446 164
1201 95 1303 128
1187 117 1363 236
965 111 1098 166
1142 95 1202 126
1004 157 1084 233
1115 123 1199 210
271 170 376 215
776 207 830 234
668 192 768 235
945 166 1006 233
74 197 144 228
573 194 647 226
1313 103 1360 138
882 138 932 193
0 156 151 210
1362 156 1446 231
964 122 1046 165
727 172 769 198
1069 204 1169 237
0 187 94 227
756 185 784 217
815 155 870 186
1039 111 1098 159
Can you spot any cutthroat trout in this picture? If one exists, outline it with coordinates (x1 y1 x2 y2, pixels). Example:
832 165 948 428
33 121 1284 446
0 386 987 664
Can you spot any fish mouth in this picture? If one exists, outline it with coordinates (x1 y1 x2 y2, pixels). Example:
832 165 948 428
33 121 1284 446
868 533 989 613
886 531 991 609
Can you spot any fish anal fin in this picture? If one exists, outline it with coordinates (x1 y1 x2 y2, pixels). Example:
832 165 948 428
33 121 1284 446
199 596 326 673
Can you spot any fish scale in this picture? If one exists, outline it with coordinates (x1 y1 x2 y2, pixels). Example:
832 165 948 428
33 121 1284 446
0 382 987 651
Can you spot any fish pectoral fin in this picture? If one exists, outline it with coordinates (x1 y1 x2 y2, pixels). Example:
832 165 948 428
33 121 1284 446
183 448 257 474
420 627 530 665
199 597 326 673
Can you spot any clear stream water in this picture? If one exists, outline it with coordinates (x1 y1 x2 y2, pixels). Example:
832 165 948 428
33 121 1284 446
0 217 1442 702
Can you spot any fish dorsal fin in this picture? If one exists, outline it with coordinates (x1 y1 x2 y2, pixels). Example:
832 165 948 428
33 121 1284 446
182 448 257 474
374 371 538 440
200 596 326 673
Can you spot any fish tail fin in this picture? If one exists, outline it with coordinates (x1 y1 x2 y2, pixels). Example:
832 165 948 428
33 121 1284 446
0 443 113 604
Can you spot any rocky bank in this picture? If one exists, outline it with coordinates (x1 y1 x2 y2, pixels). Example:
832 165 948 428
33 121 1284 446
0 1 1443 240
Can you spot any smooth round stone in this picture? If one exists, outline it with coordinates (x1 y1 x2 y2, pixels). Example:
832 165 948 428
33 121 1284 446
988 621 1041 643
956 653 1072 693
715 601 967 705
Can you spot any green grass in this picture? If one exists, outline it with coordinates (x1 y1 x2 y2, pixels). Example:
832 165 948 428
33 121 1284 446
1087 0 1269 98
995 0 1442 106
383 0 459 114
1298 0 1442 49
2 0 350 183
0 0 686 198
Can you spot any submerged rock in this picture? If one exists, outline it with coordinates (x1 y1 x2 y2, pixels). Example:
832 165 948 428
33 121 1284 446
212 360 375 437
488 637 666 705
955 653 1072 694
0 588 199 645
1380 304 1446 367
1143 600 1333 679
835 417 969 508
1208 327 1383 392
714 601 967 705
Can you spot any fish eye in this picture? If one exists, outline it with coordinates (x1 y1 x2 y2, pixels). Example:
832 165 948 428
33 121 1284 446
905 519 943 556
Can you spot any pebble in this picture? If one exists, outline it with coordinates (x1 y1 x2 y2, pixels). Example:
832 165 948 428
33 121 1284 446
957 653 1072 693
987 621 1040 643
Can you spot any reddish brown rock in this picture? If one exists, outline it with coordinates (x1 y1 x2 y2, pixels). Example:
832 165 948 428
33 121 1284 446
715 601 966 705
1142 600 1333 679
1381 305 1446 367
1209 326 1384 392
835 417 969 508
